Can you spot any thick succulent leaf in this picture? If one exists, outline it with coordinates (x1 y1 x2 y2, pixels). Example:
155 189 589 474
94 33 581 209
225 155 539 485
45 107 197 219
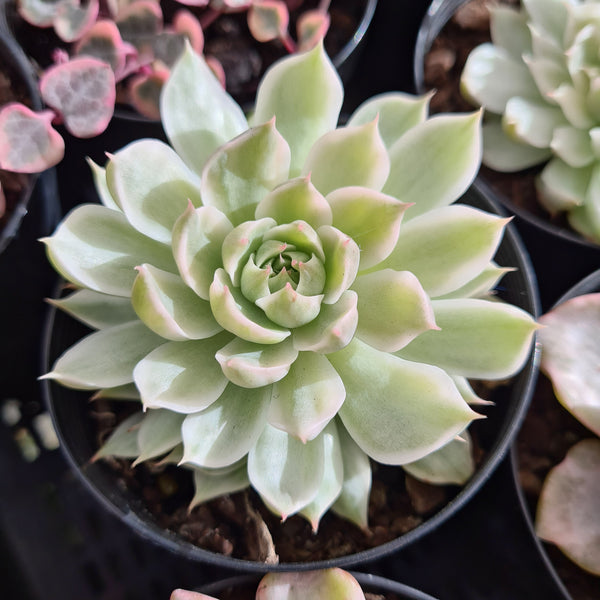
181 384 271 468
460 44 540 114
317 226 360 304
215 337 298 388
489 5 532 60
503 97 565 149
42 321 163 389
131 264 221 341
268 351 345 442
40 57 115 138
522 0 569 42
256 568 366 600
106 139 203 244
42 204 176 297
209 269 290 344
93 412 143 460
536 158 588 213
292 290 358 354
54 0 99 42
0 105 64 173
397 298 538 380
248 423 325 519
301 119 390 196
482 119 552 172
172 204 233 300
550 83 595 130
347 92 431 149
331 422 371 529
403 431 475 485
536 438 600 576
86 158 120 211
116 0 162 49
538 293 600 436
383 112 482 219
171 590 217 600
568 166 600 242
252 42 343 177
263 221 325 261
190 461 250 509
18 0 64 27
133 333 231 413
128 68 169 121
49 289 137 329
172 9 204 53
247 0 289 42
93 383 140 400
524 55 568 98
256 285 323 328
201 119 291 225
375 205 508 298
75 20 131 77
255 176 332 228
296 9 330 53
161 43 248 175
550 126 594 168
451 375 493 406
327 187 410 270
436 263 514 301
329 338 479 464
353 269 437 353
134 409 185 464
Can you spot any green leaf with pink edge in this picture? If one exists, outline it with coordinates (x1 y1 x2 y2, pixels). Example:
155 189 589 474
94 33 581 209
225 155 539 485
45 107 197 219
40 57 115 138
181 384 271 469
17 0 65 28
248 0 289 43
329 337 480 465
115 0 163 52
0 104 64 173
539 293 600 436
128 66 170 120
352 269 438 353
170 589 218 600
536 438 600 576
256 568 366 600
189 460 250 509
54 0 99 42
297 10 330 53
133 333 232 413
302 119 390 196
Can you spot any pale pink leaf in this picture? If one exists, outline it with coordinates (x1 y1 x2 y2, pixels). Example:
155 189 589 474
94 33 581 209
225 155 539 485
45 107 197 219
40 57 116 138
128 66 170 120
54 0 100 42
0 104 65 173
172 9 204 53
248 0 289 42
297 9 330 52
170 590 218 600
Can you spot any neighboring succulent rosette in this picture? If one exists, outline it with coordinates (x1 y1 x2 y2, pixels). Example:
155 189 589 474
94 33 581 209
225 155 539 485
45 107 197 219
461 0 600 243
42 42 537 532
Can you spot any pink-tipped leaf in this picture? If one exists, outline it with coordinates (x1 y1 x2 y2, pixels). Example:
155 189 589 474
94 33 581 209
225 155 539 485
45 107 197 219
297 9 330 52
54 0 99 42
248 0 289 42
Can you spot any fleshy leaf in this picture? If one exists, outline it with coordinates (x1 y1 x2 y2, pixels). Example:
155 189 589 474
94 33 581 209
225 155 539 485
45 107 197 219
42 321 163 389
115 0 162 51
134 409 185 465
215 337 298 388
503 97 566 149
536 158 589 214
255 284 323 328
397 298 538 380
18 0 64 27
539 293 600 436
161 42 247 175
40 57 115 138
128 68 169 120
190 462 250 509
489 5 532 60
133 333 231 413
375 205 509 298
383 112 482 219
93 412 143 460
42 204 176 297
268 351 345 442
248 423 324 519
247 0 289 42
352 269 438 353
0 104 64 173
93 383 140 400
550 126 594 168
75 19 132 77
171 590 217 600
329 338 479 464
106 139 203 244
201 119 291 225
86 158 120 211
327 186 410 270
296 9 330 53
54 0 99 42
536 438 600 576
49 288 137 329
131 264 221 341
436 263 514 301
181 384 271 468
252 42 343 177
302 119 390 196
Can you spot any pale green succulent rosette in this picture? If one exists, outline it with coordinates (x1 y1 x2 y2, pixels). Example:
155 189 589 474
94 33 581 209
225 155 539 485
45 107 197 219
42 42 537 532
461 0 600 243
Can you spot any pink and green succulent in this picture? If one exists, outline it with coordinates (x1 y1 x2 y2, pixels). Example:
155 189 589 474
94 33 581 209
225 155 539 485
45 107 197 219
42 43 537 531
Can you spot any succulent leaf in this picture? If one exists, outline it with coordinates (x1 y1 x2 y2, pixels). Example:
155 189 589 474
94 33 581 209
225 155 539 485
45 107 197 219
134 409 185 465
94 412 143 460
86 158 121 211
190 461 250 509
54 0 99 42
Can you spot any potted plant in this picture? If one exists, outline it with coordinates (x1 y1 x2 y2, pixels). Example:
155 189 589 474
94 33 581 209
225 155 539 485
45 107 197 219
41 41 539 568
514 268 600 600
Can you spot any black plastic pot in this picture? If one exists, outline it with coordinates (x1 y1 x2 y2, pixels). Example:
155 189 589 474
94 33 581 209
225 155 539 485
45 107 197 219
198 571 440 600
42 181 540 573
413 0 600 311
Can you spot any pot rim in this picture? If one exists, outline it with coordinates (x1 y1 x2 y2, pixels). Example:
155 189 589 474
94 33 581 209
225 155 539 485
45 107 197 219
412 0 600 253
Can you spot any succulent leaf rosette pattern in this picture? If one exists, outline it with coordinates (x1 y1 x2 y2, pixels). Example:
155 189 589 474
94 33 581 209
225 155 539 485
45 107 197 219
43 42 537 531
461 0 600 243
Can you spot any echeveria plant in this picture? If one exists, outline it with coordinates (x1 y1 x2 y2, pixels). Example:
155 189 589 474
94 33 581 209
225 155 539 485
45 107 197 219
42 42 537 533
535 292 600 575
461 0 600 243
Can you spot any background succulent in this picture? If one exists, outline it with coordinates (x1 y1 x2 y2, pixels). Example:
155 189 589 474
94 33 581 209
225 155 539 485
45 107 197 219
42 42 537 533
461 0 600 243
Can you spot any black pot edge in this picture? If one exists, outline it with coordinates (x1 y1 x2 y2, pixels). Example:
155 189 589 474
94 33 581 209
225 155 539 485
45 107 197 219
412 0 600 254
509 267 600 600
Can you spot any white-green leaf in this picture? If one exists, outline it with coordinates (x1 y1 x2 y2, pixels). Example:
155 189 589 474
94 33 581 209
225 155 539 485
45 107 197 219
503 97 565 148
550 126 594 168
190 461 250 509
134 409 185 464
489 5 532 60
93 412 143 460
435 263 514 301
536 158 588 213
255 285 323 328
86 158 120 211
522 0 569 42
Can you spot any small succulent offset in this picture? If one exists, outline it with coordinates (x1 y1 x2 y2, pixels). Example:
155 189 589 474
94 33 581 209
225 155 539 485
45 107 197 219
42 42 537 533
535 292 600 576
171 568 369 600
461 0 600 243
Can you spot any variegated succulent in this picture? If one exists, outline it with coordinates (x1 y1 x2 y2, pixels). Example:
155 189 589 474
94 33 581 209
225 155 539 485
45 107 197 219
42 42 537 532
461 0 600 243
